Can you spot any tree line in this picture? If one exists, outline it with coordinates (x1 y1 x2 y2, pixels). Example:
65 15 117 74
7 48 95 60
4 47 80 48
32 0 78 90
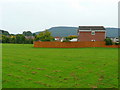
1 30 36 44
0 29 56 44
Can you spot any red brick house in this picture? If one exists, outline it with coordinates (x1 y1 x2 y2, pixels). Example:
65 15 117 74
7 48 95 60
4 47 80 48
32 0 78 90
78 26 106 41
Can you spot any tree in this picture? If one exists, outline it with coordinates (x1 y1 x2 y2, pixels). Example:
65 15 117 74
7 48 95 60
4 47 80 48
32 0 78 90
15 34 25 44
0 35 2 43
33 33 36 36
23 31 32 36
24 38 33 44
9 36 16 43
104 38 113 45
68 35 78 38
2 35 10 43
10 34 15 36
35 30 54 41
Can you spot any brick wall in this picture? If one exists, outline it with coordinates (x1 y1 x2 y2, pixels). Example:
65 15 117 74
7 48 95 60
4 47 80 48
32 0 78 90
78 31 105 41
34 41 119 48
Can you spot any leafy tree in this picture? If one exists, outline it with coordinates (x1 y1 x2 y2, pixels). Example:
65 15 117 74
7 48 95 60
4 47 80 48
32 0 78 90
15 34 25 44
68 35 78 38
10 34 15 36
104 38 113 45
33 33 36 36
0 35 2 43
9 36 16 43
2 35 10 43
35 30 54 41
23 31 32 36
25 39 33 44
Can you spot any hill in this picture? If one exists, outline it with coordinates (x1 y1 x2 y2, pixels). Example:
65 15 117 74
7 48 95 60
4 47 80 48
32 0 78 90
106 28 119 37
35 26 119 37
49 26 78 37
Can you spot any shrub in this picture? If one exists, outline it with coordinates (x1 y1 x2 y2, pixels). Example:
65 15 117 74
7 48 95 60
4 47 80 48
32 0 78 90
115 42 120 45
62 38 71 42
62 40 70 42
104 38 113 45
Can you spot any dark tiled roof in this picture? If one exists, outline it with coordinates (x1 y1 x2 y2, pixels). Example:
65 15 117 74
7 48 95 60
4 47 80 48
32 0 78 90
79 26 105 30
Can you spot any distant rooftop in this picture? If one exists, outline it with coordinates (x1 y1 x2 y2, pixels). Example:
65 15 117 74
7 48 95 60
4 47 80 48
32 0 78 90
79 26 105 30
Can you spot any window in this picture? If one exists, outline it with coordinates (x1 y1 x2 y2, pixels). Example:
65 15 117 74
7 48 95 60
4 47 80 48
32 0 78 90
91 31 95 35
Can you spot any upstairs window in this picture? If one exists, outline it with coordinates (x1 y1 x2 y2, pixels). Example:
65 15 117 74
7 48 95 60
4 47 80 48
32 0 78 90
91 31 95 35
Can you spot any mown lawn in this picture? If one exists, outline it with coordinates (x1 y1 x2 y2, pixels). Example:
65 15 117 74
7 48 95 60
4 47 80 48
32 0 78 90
2 44 118 88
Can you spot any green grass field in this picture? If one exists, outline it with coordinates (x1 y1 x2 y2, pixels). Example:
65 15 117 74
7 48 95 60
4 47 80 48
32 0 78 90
2 44 118 88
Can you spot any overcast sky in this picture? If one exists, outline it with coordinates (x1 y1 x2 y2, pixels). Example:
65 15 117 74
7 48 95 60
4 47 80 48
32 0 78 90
0 0 119 34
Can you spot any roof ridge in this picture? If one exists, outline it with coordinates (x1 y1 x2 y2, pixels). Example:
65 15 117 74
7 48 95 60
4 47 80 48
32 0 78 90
78 26 105 30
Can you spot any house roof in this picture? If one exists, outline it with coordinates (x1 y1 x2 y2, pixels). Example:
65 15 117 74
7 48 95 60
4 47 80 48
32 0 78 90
78 26 105 30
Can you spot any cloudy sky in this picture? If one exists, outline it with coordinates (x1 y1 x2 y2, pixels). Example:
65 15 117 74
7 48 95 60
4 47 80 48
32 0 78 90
0 0 119 34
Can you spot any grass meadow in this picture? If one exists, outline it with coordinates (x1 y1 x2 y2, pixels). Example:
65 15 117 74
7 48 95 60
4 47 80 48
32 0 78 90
2 44 118 88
